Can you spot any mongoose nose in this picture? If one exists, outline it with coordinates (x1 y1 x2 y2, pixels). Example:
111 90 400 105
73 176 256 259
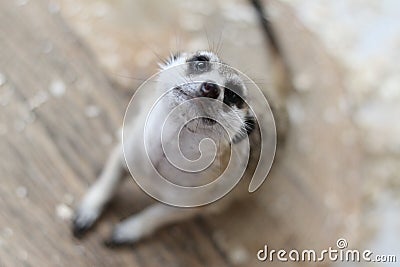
200 82 219 99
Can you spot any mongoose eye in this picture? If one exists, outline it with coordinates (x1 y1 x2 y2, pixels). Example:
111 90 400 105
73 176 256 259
195 61 207 71
187 55 211 74
193 55 209 72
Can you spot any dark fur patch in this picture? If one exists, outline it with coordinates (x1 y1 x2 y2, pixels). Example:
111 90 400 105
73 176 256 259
223 81 245 109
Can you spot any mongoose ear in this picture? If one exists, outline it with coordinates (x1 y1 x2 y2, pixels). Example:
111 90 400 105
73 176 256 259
232 113 256 144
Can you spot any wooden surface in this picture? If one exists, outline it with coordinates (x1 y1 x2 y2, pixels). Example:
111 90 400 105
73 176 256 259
0 0 361 266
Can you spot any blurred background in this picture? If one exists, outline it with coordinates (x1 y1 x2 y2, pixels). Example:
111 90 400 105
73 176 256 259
0 0 399 266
